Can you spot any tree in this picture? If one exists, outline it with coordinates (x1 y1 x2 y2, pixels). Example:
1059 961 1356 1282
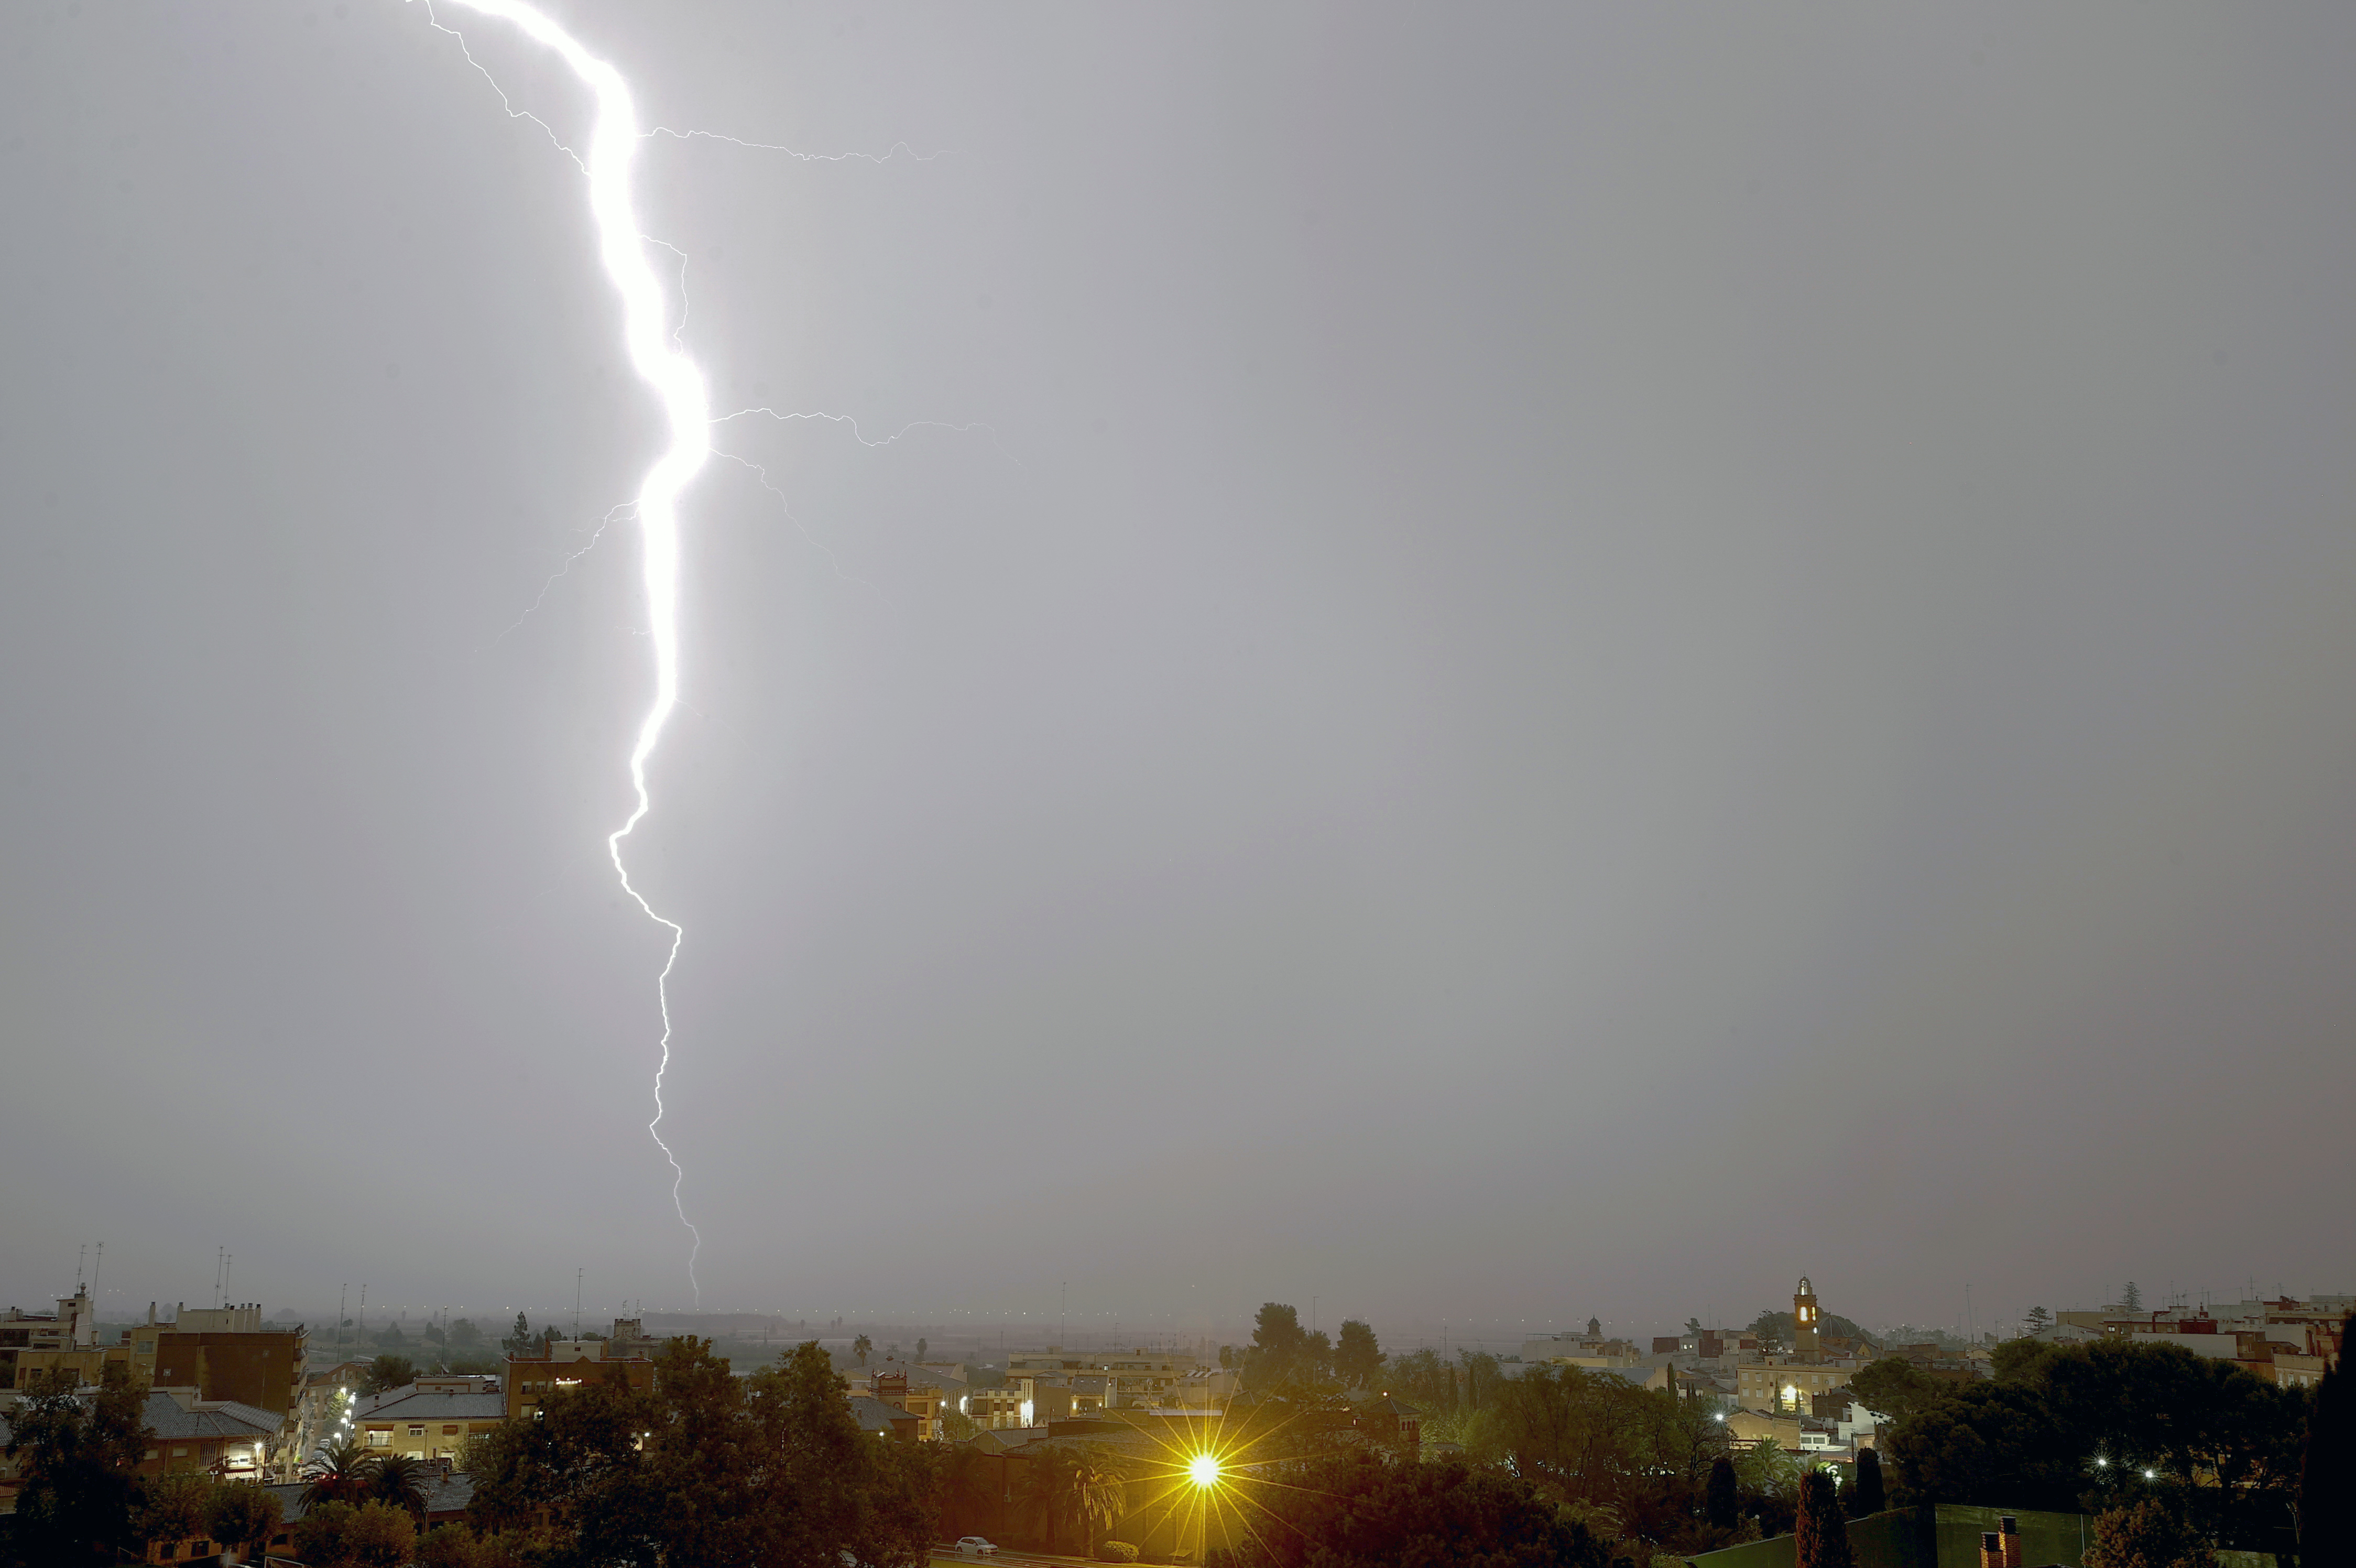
1686 1318 1704 1336
2123 1282 2143 1313
1705 1455 1739 1530
501 1312 535 1359
1851 1447 1886 1516
466 1337 938 1567
376 1321 409 1352
1588 1317 1603 1337
2025 1307 2053 1334
206 1482 285 1561
448 1317 485 1352
363 1354 417 1396
1334 1320 1383 1389
2299 1316 2353 1568
373 1452 431 1516
294 1498 418 1568
3 1363 151 1563
303 1442 380 1512
1204 1452 1630 1568
1848 1357 1949 1423
854 1333 874 1366
1246 1303 1307 1389
132 1472 213 1550
1794 1470 1853 1568
2085 1500 2215 1568
917 1338 929 1361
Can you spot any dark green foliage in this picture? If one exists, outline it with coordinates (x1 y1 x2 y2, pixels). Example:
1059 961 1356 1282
293 1498 417 1568
2298 1316 2352 1568
1205 1452 1634 1568
1794 1471 1854 1568
466 1337 938 1567
205 1482 284 1556
1705 1455 1739 1530
363 1354 418 1396
1245 1303 1307 1389
1749 1310 1880 1351
2085 1500 2215 1568
501 1312 536 1359
1884 1337 2308 1545
1850 1448 1885 1516
304 1442 381 1512
372 1453 431 1515
853 1333 873 1365
1 1363 150 1564
132 1472 213 1547
1848 1358 1951 1422
1334 1320 1384 1389
449 1317 485 1352
1467 1363 1729 1510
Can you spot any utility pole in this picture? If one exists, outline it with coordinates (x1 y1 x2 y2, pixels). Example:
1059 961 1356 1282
339 1284 348 1353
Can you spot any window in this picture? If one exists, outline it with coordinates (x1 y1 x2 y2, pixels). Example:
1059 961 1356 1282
443 1424 459 1435
366 1430 390 1447
409 1425 425 1438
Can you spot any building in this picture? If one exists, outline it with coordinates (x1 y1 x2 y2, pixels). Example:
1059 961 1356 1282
849 1394 921 1441
866 1368 944 1440
1736 1278 1866 1414
1793 1278 1820 1356
1004 1347 1199 1409
0 1289 99 1389
145 1304 308 1422
506 1335 655 1421
356 1375 507 1462
132 1390 283 1482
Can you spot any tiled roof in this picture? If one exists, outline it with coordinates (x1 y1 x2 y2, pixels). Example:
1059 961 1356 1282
357 1385 507 1421
144 1393 281 1439
847 1395 913 1433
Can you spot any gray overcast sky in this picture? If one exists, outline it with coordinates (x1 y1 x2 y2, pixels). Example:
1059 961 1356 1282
4 1 2353 1343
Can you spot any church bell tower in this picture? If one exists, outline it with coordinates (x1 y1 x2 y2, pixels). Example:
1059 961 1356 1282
1793 1277 1820 1356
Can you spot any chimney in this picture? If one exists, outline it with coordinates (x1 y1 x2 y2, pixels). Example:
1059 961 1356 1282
1999 1517 2022 1568
1980 1533 2004 1568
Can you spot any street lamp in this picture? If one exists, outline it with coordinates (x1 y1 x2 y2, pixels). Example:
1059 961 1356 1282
1188 1454 1221 1488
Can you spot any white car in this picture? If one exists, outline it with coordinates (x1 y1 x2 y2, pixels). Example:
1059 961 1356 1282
954 1539 998 1557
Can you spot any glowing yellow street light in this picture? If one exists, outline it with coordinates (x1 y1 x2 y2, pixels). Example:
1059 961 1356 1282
1188 1453 1223 1488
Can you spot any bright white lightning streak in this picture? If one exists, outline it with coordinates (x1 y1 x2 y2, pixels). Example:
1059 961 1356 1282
422 0 710 1300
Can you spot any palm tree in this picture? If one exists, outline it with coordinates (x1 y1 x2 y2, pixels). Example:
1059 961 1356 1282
372 1453 430 1516
301 1441 376 1511
853 1334 873 1366
1023 1449 1083 1553
1072 1452 1128 1554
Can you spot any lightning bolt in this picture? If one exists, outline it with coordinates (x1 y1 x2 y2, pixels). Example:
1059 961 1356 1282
419 0 710 1300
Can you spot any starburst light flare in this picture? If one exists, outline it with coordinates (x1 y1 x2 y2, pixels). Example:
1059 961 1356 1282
419 0 712 1300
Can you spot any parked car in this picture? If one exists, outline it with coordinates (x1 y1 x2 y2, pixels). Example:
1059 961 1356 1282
955 1539 998 1557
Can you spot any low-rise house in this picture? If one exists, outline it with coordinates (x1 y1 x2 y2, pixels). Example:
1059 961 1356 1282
357 1375 507 1462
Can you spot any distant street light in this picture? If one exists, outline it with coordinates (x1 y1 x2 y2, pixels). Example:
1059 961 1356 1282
1189 1454 1222 1488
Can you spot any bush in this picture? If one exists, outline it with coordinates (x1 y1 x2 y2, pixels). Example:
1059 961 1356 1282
1099 1543 1140 1563
293 1498 419 1568
2084 1501 2215 1568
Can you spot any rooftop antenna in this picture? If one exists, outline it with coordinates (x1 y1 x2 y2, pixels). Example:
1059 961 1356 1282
575 1270 583 1338
78 1244 87 1291
90 1244 102 1306
224 1253 232 1309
